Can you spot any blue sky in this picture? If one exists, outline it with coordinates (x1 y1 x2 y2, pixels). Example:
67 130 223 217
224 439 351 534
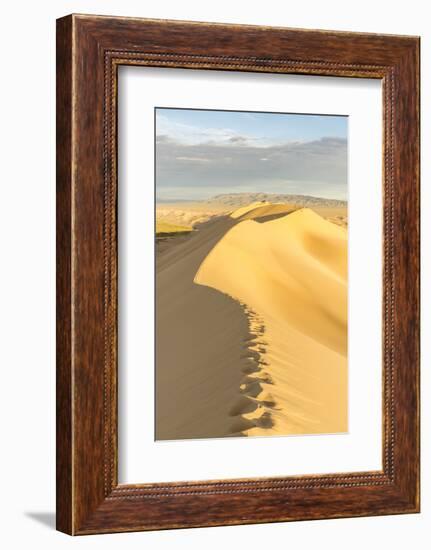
155 108 348 201
157 108 347 144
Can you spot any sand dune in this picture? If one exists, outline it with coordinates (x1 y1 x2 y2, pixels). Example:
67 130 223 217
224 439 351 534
194 207 347 436
156 203 347 439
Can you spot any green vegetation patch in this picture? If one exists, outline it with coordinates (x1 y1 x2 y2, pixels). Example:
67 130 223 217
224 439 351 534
156 221 192 236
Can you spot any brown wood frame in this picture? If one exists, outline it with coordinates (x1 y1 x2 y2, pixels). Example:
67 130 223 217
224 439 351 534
56 14 420 535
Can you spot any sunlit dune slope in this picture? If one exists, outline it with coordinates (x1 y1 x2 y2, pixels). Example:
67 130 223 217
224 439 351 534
194 207 348 436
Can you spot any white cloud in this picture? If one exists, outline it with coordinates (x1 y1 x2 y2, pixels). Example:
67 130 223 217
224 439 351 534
156 112 275 148
175 156 211 162
156 136 347 200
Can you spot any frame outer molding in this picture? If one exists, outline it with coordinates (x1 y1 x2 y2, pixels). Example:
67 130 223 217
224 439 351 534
56 14 420 535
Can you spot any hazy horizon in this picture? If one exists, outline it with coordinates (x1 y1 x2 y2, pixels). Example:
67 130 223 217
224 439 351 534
155 108 348 202
155 191 347 204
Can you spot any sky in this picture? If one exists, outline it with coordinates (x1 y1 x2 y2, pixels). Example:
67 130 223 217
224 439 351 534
155 108 348 202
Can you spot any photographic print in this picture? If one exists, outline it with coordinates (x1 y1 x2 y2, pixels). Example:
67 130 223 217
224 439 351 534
155 107 348 441
56 16 420 533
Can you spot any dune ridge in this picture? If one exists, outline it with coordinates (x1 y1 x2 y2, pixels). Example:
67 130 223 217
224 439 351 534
194 206 348 436
229 201 268 219
225 303 275 435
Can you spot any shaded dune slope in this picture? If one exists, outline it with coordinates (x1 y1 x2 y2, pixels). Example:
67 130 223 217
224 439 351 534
156 216 262 440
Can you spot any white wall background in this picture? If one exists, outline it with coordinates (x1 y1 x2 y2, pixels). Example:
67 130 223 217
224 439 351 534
0 1 427 548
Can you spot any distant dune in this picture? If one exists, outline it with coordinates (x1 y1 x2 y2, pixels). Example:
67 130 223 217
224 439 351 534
156 202 230 229
231 202 299 222
229 201 269 219
156 195 347 230
156 202 347 439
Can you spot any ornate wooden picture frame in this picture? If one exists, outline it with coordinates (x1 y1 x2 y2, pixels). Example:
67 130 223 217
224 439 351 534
56 14 420 535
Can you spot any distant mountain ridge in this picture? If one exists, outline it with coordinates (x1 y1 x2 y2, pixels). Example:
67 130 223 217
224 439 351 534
206 193 347 208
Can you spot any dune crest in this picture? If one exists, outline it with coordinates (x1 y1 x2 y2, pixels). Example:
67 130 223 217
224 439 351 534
194 207 348 436
234 202 299 222
230 201 268 219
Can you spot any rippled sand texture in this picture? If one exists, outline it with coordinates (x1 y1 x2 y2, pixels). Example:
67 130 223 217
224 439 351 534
156 203 347 439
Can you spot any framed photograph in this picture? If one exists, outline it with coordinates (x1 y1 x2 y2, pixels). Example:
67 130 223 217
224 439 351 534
56 14 420 535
